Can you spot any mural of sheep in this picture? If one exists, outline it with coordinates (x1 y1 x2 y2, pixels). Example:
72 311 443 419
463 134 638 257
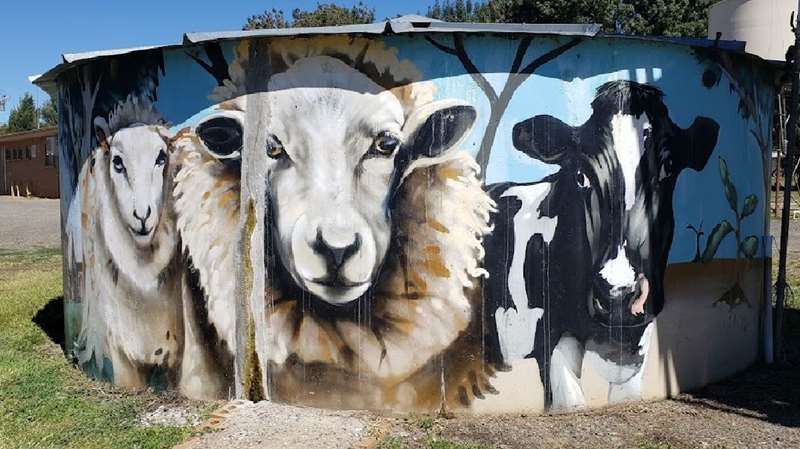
171 105 244 399
263 39 493 410
173 37 497 409
65 96 183 389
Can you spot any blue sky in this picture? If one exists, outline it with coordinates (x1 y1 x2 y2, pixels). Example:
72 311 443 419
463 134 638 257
0 0 432 123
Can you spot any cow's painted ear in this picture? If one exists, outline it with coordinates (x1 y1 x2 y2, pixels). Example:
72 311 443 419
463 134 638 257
93 117 111 151
684 116 719 171
512 115 574 163
402 100 477 159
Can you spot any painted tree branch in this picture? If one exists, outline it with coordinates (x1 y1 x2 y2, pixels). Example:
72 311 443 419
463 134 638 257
426 34 583 175
425 35 498 104
188 44 230 87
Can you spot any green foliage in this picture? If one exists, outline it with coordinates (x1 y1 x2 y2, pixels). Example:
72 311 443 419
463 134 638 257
39 97 58 127
701 220 733 263
418 415 435 430
377 436 405 449
426 0 714 37
719 157 738 213
244 2 375 30
0 248 194 449
427 439 492 449
6 93 37 133
701 157 760 262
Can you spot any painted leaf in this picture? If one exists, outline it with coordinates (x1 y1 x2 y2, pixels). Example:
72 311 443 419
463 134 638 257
718 158 738 213
740 235 759 259
741 194 758 218
701 220 733 263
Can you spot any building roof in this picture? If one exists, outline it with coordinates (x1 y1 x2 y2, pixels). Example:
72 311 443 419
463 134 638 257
31 15 761 93
0 127 57 144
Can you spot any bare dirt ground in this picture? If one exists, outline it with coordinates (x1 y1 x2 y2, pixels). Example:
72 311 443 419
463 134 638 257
0 196 60 249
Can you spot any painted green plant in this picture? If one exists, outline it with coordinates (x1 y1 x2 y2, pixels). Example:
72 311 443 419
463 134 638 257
690 156 759 308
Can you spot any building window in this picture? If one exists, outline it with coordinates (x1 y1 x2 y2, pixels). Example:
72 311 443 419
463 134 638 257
25 148 31 160
4 150 9 160
30 144 36 158
45 137 58 167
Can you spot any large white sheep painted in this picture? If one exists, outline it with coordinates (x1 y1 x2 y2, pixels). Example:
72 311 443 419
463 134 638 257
66 96 183 389
176 37 497 409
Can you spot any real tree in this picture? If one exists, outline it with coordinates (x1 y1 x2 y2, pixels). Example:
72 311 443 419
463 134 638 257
6 93 37 133
426 0 714 37
38 98 58 128
244 2 374 30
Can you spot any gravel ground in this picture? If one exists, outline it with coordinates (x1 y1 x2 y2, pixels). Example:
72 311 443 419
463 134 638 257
178 401 371 449
0 197 61 250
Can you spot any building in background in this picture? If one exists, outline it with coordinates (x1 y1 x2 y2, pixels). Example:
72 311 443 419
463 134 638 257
0 127 59 198
708 0 797 61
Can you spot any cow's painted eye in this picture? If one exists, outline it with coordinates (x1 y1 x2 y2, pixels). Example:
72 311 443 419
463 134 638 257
266 135 285 159
371 132 400 156
155 149 167 167
197 116 242 158
112 155 125 174
576 169 590 189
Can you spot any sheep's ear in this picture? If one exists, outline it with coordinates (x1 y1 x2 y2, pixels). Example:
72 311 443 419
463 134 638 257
402 100 476 160
93 117 111 151
512 115 576 164
196 116 243 161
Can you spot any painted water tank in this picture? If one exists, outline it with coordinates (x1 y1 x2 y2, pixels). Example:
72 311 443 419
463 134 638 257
35 18 778 413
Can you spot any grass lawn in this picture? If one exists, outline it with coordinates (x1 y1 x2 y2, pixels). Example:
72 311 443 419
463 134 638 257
0 247 200 449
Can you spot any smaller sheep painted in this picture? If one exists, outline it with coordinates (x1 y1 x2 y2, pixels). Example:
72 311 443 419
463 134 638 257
66 96 183 389
170 108 243 399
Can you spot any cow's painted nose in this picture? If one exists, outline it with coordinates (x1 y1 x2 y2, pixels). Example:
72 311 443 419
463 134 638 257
312 228 361 270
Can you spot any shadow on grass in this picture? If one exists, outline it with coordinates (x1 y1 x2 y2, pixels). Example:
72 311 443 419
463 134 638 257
32 295 66 353
678 307 800 428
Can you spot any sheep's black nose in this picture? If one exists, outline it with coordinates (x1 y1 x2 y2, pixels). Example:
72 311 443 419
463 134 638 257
312 228 361 270
133 206 152 222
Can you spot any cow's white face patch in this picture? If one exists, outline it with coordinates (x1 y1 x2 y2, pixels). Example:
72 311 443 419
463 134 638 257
599 244 636 293
610 113 650 211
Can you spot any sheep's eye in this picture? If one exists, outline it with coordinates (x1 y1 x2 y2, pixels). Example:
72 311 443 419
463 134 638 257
155 149 167 167
112 155 125 174
197 116 242 158
576 169 590 189
266 135 285 159
371 132 400 156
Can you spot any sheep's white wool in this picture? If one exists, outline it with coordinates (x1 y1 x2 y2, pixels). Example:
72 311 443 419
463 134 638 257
266 151 495 384
67 124 182 388
172 133 240 350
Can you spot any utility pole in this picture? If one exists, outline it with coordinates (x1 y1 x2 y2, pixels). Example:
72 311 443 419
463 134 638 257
775 1 800 362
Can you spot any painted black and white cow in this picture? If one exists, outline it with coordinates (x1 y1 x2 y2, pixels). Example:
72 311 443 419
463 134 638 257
483 80 719 410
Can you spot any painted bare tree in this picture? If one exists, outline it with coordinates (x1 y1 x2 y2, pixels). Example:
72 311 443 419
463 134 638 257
58 65 102 211
425 34 583 173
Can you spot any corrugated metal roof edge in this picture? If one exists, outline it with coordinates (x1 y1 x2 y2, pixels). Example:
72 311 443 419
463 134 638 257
31 18 772 92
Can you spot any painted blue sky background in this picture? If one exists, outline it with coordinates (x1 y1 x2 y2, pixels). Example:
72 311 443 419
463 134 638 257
0 0 432 123
400 35 770 262
145 34 770 262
